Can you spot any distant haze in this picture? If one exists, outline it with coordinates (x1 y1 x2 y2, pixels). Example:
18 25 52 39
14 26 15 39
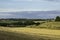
0 11 60 19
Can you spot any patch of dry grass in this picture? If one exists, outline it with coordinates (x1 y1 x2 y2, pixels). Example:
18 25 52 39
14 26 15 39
38 22 60 29
0 27 60 40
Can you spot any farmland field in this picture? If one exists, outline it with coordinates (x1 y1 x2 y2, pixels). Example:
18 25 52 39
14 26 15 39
0 26 60 40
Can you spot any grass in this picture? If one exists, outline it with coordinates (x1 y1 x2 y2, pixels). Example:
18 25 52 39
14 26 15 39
0 27 60 40
37 22 60 29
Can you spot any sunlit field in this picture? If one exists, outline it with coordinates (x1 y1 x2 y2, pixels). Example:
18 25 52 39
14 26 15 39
36 22 60 29
0 26 60 40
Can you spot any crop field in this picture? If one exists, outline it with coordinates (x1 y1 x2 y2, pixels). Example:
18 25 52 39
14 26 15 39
0 26 60 40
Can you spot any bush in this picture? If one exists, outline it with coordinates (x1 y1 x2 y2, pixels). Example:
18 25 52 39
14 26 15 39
55 16 60 21
0 20 40 27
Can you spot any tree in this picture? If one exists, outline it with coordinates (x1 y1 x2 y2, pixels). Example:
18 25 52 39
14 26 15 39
55 16 60 21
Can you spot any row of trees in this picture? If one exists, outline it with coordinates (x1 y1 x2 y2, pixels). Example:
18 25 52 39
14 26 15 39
0 20 40 27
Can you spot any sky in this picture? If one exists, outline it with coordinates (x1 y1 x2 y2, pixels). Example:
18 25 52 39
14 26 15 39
0 0 60 12
0 0 60 19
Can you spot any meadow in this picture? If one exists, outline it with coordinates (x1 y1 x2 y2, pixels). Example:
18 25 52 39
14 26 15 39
0 19 60 40
0 22 60 40
37 22 60 29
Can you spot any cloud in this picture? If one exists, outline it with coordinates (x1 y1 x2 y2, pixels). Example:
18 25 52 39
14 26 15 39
0 13 12 16
0 0 60 12
12 0 33 2
10 0 44 2
1 0 60 2
45 0 60 2
0 8 60 12
0 0 33 3
0 9 23 12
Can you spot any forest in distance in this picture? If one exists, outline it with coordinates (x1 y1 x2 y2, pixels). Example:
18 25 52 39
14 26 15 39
0 16 60 28
0 17 53 27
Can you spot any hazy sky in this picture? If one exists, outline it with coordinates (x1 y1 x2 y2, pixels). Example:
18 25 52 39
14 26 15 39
0 0 60 19
0 0 60 12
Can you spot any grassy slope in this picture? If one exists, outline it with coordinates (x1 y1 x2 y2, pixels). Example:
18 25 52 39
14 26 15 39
0 27 60 40
38 22 60 29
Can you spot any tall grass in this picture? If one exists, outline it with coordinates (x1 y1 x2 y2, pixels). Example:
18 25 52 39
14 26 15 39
0 27 60 40
38 22 60 29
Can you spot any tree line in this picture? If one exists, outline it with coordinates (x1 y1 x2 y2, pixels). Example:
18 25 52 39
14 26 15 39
0 16 60 27
0 20 40 27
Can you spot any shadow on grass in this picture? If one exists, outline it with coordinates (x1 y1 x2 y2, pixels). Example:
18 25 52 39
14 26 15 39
0 30 60 40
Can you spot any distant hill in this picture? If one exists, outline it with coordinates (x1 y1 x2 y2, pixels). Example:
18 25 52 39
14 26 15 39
0 11 60 19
